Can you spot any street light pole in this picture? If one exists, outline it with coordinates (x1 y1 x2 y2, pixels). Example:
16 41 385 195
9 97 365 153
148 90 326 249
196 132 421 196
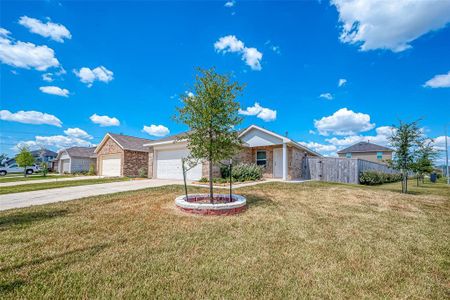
446 125 449 185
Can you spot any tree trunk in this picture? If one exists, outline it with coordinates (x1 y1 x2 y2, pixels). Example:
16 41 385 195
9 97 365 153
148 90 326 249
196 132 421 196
208 129 213 203
24 165 27 178
417 174 419 187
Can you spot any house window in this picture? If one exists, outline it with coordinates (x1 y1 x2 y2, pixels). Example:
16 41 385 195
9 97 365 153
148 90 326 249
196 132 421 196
346 153 352 158
256 150 267 167
377 152 383 160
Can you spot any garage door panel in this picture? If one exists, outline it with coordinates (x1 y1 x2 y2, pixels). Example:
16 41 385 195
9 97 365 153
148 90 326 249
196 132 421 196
156 149 202 180
61 159 70 173
101 157 121 177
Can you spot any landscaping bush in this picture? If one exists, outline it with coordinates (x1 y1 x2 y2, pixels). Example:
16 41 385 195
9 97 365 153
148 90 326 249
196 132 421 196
88 163 96 176
220 162 263 182
359 171 403 185
138 167 147 178
199 177 229 184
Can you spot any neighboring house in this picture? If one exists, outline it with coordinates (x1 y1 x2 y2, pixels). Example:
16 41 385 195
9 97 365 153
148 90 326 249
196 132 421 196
56 147 97 173
337 142 393 164
4 148 57 167
31 149 58 164
144 124 321 181
94 133 153 177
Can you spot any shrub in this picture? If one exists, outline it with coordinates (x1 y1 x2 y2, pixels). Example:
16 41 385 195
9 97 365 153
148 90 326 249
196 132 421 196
359 171 402 185
220 163 263 182
138 167 147 178
40 162 48 177
88 163 96 176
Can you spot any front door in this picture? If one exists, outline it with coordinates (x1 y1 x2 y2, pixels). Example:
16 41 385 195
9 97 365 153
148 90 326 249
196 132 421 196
273 148 283 178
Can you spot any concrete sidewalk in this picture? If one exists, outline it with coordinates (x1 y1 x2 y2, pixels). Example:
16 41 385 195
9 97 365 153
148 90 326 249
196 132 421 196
0 176 102 187
0 179 182 211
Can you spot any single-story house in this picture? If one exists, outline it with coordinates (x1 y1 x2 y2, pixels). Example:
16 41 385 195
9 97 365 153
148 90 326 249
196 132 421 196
144 125 321 181
94 133 153 177
337 142 393 164
55 147 97 173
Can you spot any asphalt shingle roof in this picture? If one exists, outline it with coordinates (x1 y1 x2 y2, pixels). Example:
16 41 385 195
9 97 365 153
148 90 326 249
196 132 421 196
30 149 58 157
65 147 97 158
337 142 393 154
109 133 153 152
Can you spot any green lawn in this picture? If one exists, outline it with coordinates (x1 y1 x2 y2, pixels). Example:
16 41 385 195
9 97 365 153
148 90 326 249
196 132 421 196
0 174 74 183
0 181 448 298
0 178 130 195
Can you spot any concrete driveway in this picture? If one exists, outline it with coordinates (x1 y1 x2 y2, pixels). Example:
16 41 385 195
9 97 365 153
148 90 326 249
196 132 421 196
0 179 182 211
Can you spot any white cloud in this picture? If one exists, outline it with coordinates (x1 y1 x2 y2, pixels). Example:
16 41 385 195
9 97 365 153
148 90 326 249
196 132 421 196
214 35 263 70
325 126 395 147
239 102 277 122
39 86 69 97
186 91 194 98
314 108 375 136
143 124 170 137
64 128 92 139
242 47 262 71
300 141 337 153
331 0 450 52
0 110 62 127
74 66 114 87
224 1 235 8
338 78 347 87
423 71 450 88
42 73 53 82
319 93 333 100
431 136 450 151
0 28 60 71
18 16 71 43
15 135 92 152
89 113 120 127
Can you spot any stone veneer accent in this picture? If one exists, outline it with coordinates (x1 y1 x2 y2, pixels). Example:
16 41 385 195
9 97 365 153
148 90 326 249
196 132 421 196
288 147 305 180
202 160 221 178
123 150 148 177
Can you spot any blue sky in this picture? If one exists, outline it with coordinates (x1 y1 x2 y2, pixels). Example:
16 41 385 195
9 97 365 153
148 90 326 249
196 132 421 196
1 0 449 163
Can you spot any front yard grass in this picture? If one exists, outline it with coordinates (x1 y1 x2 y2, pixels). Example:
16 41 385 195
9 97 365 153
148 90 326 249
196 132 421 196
0 177 130 195
0 181 448 298
0 174 74 183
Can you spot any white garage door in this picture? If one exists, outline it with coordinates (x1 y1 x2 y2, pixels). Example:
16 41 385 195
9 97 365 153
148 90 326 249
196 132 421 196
101 157 121 177
156 149 202 180
61 159 70 173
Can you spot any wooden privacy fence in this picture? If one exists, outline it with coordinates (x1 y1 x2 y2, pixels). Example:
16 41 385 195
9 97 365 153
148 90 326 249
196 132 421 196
302 157 399 184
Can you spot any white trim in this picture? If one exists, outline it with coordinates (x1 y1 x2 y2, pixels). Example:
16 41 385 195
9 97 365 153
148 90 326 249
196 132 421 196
239 125 289 143
144 139 187 147
94 133 124 153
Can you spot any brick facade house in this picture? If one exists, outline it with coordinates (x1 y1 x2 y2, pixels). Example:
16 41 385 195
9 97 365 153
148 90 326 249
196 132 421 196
144 125 321 181
94 133 152 177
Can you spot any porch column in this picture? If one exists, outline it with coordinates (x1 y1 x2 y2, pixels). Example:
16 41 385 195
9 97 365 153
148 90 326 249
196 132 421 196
282 142 288 180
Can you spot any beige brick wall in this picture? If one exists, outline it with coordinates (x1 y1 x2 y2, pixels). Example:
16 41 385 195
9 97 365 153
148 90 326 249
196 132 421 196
96 137 124 176
201 160 221 178
251 146 277 178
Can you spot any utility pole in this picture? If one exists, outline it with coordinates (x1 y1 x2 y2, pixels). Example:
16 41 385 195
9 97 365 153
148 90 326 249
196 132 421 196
446 125 449 185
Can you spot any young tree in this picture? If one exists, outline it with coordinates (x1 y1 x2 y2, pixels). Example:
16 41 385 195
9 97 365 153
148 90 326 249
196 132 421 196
40 162 49 177
175 67 244 200
16 146 35 177
388 120 423 193
412 140 437 186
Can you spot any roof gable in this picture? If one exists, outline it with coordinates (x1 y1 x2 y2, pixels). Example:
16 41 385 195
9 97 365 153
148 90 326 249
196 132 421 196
337 142 393 154
95 133 153 153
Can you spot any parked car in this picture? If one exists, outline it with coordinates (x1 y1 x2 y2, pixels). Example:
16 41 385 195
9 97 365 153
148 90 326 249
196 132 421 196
0 164 40 176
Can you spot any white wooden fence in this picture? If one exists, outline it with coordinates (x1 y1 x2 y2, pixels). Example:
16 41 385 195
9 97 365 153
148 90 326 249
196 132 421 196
302 157 399 184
